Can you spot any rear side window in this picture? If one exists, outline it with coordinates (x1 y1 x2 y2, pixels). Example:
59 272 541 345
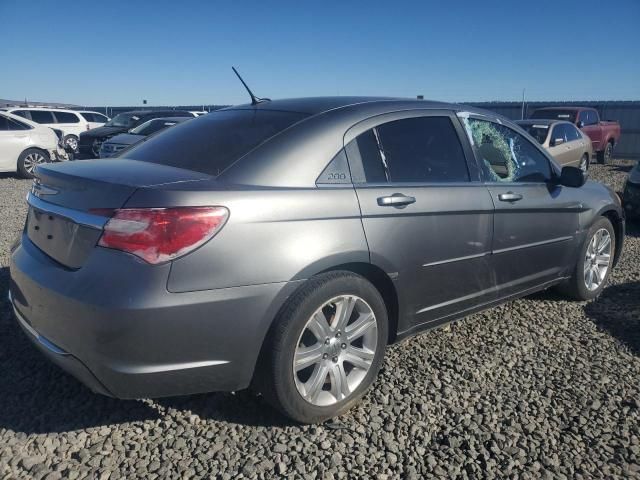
551 124 568 144
54 111 80 123
29 110 56 124
12 110 31 120
566 124 581 141
126 109 309 176
353 116 469 183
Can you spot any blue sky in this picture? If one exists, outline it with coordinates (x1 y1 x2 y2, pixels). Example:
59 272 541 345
1 0 639 106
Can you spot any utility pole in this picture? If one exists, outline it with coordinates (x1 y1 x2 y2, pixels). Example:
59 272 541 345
521 89 526 120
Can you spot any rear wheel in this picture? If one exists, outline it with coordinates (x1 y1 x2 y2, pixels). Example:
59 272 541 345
557 217 615 300
597 141 613 164
17 148 49 178
63 135 78 152
259 272 388 423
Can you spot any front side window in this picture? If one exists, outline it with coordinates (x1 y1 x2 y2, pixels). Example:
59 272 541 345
29 110 56 124
351 116 469 184
578 110 588 126
54 111 80 123
12 110 31 120
464 118 552 183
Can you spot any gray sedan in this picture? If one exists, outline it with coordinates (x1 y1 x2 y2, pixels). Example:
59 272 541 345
9 97 625 423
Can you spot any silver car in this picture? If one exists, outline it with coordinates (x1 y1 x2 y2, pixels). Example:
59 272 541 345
9 97 625 423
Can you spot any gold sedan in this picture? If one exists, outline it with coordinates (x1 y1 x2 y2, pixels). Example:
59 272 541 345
516 120 592 172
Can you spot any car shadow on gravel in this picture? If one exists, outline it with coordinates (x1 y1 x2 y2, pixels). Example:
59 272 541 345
584 281 640 356
0 267 162 434
0 266 290 432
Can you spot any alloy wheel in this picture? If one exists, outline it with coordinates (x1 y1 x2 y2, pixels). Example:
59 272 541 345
293 295 378 406
583 228 612 291
605 143 612 163
23 152 46 174
580 154 589 172
65 136 78 152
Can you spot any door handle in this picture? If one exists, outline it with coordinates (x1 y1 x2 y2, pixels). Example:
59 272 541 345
377 193 416 207
498 192 523 202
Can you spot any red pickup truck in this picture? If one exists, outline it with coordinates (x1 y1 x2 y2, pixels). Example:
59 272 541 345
530 107 621 164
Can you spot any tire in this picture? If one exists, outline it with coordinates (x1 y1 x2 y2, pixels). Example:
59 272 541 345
579 153 589 172
557 217 615 301
258 271 388 423
63 135 79 152
597 141 614 165
17 148 50 179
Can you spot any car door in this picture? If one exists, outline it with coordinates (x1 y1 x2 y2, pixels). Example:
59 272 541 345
0 114 30 171
564 123 588 167
547 124 572 165
461 115 581 297
344 111 495 333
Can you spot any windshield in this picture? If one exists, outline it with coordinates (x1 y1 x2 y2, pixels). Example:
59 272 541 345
130 119 180 136
104 113 139 128
125 109 309 176
530 109 577 123
518 124 549 144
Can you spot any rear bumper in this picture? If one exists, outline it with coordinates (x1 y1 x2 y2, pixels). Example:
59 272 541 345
9 234 301 399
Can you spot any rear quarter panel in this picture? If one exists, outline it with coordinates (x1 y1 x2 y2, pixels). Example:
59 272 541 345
125 183 369 292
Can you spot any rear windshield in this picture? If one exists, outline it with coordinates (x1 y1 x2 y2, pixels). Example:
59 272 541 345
104 113 139 128
530 109 577 122
518 124 549 144
130 118 182 136
125 109 309 176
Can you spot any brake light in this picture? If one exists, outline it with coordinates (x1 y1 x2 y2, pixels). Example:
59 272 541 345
97 207 228 264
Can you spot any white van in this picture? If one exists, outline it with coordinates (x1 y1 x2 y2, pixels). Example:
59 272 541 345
4 108 108 152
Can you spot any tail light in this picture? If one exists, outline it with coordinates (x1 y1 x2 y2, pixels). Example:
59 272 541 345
95 207 228 264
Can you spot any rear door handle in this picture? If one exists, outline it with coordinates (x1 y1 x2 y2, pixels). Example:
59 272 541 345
377 193 416 207
498 192 523 202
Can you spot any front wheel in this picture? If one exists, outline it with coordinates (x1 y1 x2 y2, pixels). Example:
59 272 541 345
259 272 388 423
579 153 589 172
558 217 615 301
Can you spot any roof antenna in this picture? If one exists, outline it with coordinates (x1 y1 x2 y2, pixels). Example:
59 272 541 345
232 67 270 105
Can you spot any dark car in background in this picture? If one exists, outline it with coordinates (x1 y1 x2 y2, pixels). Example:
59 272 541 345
623 161 640 219
9 97 625 423
530 107 621 164
99 117 191 158
78 110 194 158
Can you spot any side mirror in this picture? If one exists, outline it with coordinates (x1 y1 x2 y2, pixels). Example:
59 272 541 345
558 166 587 188
552 137 565 146
577 121 584 128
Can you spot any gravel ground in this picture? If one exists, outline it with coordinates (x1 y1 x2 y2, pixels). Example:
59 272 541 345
1 160 639 479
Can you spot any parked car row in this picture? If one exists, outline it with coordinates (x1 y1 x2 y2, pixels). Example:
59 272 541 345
0 107 109 152
78 110 196 158
529 107 621 164
99 117 191 158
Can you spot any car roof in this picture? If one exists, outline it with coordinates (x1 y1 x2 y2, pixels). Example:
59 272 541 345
118 110 191 116
226 96 463 116
516 119 570 127
6 106 78 113
144 116 191 122
534 106 594 112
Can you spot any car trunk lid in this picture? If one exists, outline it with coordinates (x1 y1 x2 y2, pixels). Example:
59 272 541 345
27 160 210 269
